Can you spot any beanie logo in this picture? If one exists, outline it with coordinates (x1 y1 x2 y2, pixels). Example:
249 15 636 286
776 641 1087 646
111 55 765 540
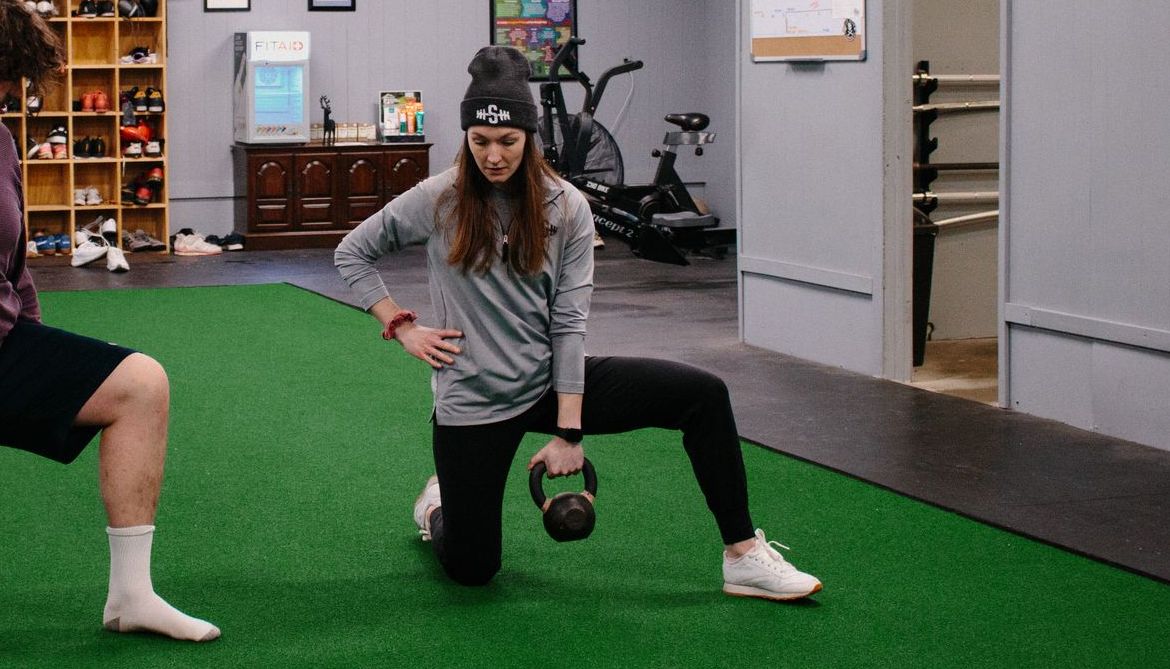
475 104 512 125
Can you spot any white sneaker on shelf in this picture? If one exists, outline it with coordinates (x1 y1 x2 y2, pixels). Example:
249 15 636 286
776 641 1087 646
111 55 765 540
85 186 103 205
100 216 118 244
413 475 441 541
722 529 822 601
73 188 87 205
106 246 129 273
71 234 108 267
173 233 223 256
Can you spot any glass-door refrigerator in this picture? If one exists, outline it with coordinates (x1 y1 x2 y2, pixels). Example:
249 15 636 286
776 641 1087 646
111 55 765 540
233 31 311 144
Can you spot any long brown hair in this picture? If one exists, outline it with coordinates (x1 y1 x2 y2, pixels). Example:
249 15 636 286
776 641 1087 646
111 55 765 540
0 1 66 97
439 132 560 276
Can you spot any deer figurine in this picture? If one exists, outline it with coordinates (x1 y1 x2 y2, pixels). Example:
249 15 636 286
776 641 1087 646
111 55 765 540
320 95 336 145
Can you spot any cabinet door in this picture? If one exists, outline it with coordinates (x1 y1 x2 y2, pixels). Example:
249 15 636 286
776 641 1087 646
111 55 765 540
249 154 294 232
386 149 430 198
295 154 335 229
339 152 384 228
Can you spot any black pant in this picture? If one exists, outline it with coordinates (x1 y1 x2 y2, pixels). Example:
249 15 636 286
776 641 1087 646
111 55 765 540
429 356 754 586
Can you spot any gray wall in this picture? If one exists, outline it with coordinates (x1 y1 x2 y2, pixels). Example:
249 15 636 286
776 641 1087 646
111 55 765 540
736 0 898 376
1003 0 1170 450
165 0 737 239
913 0 999 340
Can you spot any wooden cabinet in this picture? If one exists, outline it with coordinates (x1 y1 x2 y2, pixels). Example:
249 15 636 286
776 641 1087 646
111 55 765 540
2 1 171 257
232 142 431 250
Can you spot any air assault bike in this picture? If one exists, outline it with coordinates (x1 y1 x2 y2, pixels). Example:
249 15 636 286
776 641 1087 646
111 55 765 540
538 37 735 265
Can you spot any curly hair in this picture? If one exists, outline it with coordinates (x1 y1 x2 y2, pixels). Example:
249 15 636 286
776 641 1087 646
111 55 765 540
0 0 66 97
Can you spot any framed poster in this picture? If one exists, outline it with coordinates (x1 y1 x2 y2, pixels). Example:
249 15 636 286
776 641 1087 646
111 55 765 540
308 0 355 10
490 0 577 80
205 0 250 11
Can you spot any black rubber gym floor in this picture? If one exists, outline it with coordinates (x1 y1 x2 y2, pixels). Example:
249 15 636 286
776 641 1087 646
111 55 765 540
29 246 1170 583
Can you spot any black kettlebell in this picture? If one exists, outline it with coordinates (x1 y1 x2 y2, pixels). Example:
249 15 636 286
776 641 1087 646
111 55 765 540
528 458 597 542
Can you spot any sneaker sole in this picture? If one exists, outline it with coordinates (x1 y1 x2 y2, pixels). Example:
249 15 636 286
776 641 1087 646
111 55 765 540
414 475 439 541
722 581 822 601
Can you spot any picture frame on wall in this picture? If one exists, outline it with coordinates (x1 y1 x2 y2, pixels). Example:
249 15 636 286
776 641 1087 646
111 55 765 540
205 0 250 10
490 0 577 80
308 0 356 10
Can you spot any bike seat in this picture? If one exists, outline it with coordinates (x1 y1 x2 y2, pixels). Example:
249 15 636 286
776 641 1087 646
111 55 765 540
664 113 709 132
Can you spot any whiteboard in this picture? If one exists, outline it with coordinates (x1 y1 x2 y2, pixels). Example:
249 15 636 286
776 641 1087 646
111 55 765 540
750 0 866 62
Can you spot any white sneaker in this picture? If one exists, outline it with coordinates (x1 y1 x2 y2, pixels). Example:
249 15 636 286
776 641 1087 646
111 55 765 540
106 246 129 272
413 475 440 541
71 235 108 267
73 188 87 205
85 186 103 205
173 233 223 256
722 529 822 601
100 216 117 244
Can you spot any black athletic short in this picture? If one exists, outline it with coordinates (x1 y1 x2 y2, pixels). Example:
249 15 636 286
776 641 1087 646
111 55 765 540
0 320 136 464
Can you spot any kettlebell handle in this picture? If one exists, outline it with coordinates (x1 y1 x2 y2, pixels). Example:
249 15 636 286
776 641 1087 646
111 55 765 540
529 458 598 509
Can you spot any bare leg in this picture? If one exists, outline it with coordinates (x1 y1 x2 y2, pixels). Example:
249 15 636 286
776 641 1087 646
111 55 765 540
75 353 219 642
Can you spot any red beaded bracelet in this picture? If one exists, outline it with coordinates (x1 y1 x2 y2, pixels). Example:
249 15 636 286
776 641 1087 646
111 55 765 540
381 310 418 341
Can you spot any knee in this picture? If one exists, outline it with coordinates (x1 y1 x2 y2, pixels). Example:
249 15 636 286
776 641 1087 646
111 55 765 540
110 353 170 410
440 555 501 587
690 368 730 409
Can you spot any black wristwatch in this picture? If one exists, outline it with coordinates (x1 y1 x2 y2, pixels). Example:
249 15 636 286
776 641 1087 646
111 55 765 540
555 427 583 445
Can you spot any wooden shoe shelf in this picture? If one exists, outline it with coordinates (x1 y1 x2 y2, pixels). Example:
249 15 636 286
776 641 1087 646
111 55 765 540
0 0 170 258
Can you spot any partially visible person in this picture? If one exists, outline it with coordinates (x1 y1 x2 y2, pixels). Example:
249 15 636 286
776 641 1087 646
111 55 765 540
0 1 218 641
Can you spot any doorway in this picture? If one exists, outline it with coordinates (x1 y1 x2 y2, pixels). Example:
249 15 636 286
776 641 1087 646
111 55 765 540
906 0 1001 405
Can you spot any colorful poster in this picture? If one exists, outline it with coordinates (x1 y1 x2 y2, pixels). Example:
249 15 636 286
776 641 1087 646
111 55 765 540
491 0 577 80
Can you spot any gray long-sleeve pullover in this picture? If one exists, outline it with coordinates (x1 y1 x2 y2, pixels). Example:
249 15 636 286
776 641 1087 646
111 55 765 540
335 166 595 425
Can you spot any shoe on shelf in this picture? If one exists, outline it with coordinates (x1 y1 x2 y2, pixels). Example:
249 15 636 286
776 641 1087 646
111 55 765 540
25 94 41 115
51 143 68 159
100 216 117 244
53 232 71 255
47 125 67 144
73 135 90 158
83 214 105 235
145 87 164 113
33 231 55 256
93 90 109 113
85 186 103 206
413 475 441 541
145 165 163 190
35 1 56 18
173 233 224 257
131 87 147 113
106 246 129 272
73 188 87 206
133 182 152 205
220 232 246 251
78 0 97 16
71 233 108 267
88 136 106 158
722 529 822 601
144 139 162 157
35 141 52 160
96 0 115 17
81 90 95 112
123 141 143 158
130 228 166 251
25 136 40 159
22 1 36 13
120 181 138 205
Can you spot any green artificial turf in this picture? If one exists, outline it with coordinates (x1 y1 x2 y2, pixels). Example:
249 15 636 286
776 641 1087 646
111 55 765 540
2 283 1169 668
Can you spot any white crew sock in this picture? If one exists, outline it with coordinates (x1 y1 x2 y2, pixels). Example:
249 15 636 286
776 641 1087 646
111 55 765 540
103 525 220 642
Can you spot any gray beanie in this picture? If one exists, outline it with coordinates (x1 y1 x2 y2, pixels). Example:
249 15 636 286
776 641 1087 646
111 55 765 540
460 46 538 133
